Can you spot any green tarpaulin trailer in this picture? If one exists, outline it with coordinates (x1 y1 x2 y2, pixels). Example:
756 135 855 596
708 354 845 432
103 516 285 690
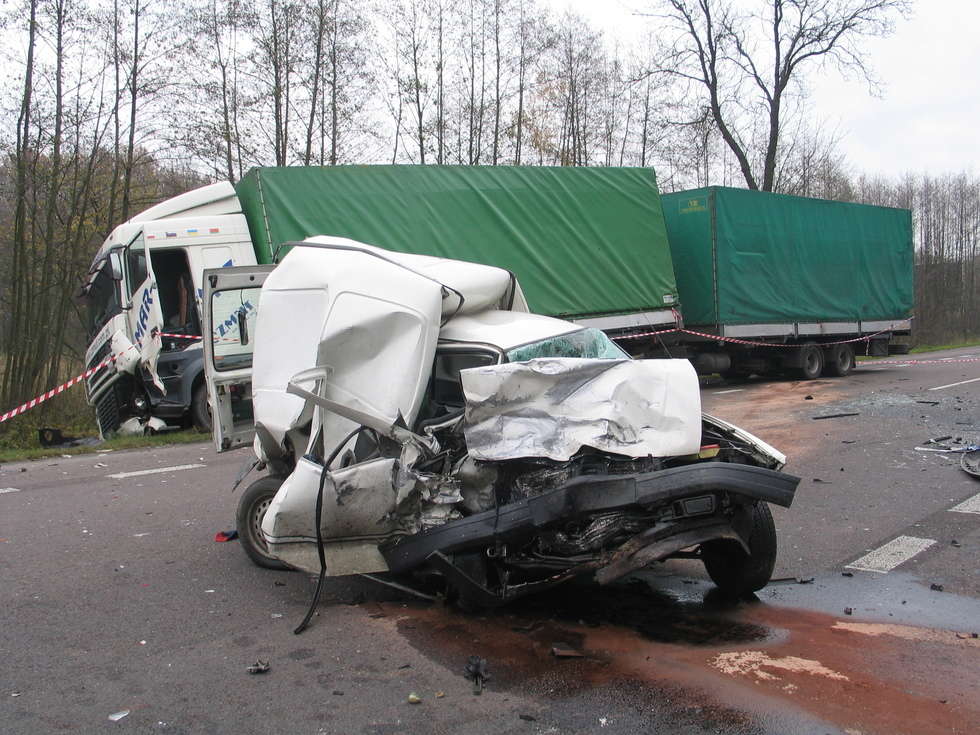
660 187 913 378
235 165 680 331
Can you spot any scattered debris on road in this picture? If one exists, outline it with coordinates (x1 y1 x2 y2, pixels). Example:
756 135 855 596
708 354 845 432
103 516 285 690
214 530 238 542
813 412 860 420
961 450 980 478
844 607 853 615
246 660 270 674
930 583 944 592
551 642 585 658
464 656 490 695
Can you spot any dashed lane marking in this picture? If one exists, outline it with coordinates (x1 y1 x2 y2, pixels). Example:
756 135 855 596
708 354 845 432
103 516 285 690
107 464 206 479
712 389 744 395
845 535 937 574
949 492 980 515
928 376 980 391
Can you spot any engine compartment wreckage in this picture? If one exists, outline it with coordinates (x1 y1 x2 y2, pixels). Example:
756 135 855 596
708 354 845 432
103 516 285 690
212 238 799 607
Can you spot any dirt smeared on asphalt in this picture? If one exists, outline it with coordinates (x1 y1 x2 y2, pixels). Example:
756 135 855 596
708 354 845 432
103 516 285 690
380 581 979 735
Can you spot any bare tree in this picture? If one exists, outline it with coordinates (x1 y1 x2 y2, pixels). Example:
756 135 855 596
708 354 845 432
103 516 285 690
649 0 908 191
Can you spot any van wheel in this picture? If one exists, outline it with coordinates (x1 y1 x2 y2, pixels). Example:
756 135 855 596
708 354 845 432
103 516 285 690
236 476 291 570
701 502 777 596
823 344 855 377
191 383 211 432
794 343 824 380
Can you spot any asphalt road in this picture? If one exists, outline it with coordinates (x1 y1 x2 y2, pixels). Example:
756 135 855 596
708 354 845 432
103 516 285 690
1 347 978 734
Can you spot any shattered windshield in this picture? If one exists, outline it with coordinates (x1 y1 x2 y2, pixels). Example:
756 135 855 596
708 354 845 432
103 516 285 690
506 327 628 362
85 261 121 337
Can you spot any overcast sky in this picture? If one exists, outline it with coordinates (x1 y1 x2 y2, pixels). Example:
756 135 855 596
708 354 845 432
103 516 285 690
549 0 978 179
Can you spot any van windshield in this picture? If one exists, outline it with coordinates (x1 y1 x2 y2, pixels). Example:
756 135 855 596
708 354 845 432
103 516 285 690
506 327 629 362
85 260 121 337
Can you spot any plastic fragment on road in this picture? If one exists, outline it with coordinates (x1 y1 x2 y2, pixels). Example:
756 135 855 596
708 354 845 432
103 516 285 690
246 660 270 674
407 692 421 704
108 710 130 722
0 488 22 495
214 530 239 542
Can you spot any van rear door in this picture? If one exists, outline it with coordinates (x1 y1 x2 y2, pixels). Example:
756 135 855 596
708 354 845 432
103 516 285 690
203 266 275 452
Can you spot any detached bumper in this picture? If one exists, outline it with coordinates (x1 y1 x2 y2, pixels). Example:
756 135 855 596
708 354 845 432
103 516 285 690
382 462 799 573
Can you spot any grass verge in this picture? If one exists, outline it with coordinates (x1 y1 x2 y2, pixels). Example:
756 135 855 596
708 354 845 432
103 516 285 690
0 429 208 464
909 339 980 354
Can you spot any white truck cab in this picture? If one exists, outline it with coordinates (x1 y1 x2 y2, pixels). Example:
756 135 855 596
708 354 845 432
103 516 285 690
81 183 258 437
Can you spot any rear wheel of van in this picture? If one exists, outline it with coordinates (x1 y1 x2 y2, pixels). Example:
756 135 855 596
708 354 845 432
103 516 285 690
701 502 777 596
191 383 211 432
823 344 855 377
237 476 291 570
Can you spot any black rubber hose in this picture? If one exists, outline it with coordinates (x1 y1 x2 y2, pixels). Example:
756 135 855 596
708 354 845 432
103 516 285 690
294 427 364 635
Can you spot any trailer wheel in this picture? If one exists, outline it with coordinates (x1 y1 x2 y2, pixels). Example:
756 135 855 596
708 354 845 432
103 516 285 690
794 343 824 380
701 502 777 596
236 476 291 570
191 383 211 432
823 344 855 377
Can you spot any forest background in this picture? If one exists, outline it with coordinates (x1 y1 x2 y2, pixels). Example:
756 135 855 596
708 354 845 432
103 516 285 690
0 0 976 435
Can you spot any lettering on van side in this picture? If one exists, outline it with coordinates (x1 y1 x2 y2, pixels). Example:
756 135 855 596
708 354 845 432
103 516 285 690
215 300 255 339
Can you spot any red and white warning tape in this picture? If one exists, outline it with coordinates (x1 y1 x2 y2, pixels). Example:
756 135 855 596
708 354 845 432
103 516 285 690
613 325 900 348
0 338 144 424
0 331 220 424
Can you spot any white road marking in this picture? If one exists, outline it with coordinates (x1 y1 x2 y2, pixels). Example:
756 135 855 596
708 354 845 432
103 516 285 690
845 535 936 573
107 463 205 479
928 376 980 391
0 487 22 495
949 492 980 515
713 389 744 395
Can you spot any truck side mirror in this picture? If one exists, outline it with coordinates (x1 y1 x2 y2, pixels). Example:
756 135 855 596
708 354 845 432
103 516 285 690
109 252 124 281
237 306 249 345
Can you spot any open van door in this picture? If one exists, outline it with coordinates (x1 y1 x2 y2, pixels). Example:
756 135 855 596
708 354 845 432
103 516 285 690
203 266 275 452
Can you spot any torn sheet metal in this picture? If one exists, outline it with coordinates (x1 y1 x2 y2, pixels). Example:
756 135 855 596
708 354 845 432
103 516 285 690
461 358 702 462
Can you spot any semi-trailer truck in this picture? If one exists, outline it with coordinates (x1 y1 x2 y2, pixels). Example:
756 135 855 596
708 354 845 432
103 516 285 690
80 166 912 438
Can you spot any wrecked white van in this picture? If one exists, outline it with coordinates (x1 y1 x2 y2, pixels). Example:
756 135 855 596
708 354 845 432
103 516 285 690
203 238 799 606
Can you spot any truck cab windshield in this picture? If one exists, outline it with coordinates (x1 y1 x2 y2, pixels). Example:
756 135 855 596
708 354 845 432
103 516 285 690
85 261 121 338
506 327 628 362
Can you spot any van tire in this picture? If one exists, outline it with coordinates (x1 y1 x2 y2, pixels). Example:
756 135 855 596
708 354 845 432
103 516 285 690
191 383 211 432
237 476 291 570
701 502 777 596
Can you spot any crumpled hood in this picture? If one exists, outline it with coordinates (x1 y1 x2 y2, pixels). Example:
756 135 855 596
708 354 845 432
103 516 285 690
460 358 702 462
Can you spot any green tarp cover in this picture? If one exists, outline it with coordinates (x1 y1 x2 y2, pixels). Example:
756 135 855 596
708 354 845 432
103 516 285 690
661 187 913 327
236 166 678 319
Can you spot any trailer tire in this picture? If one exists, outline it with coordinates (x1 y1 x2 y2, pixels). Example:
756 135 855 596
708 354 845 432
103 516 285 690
794 343 824 380
823 344 855 377
701 502 777 596
191 383 211 432
237 476 291 571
